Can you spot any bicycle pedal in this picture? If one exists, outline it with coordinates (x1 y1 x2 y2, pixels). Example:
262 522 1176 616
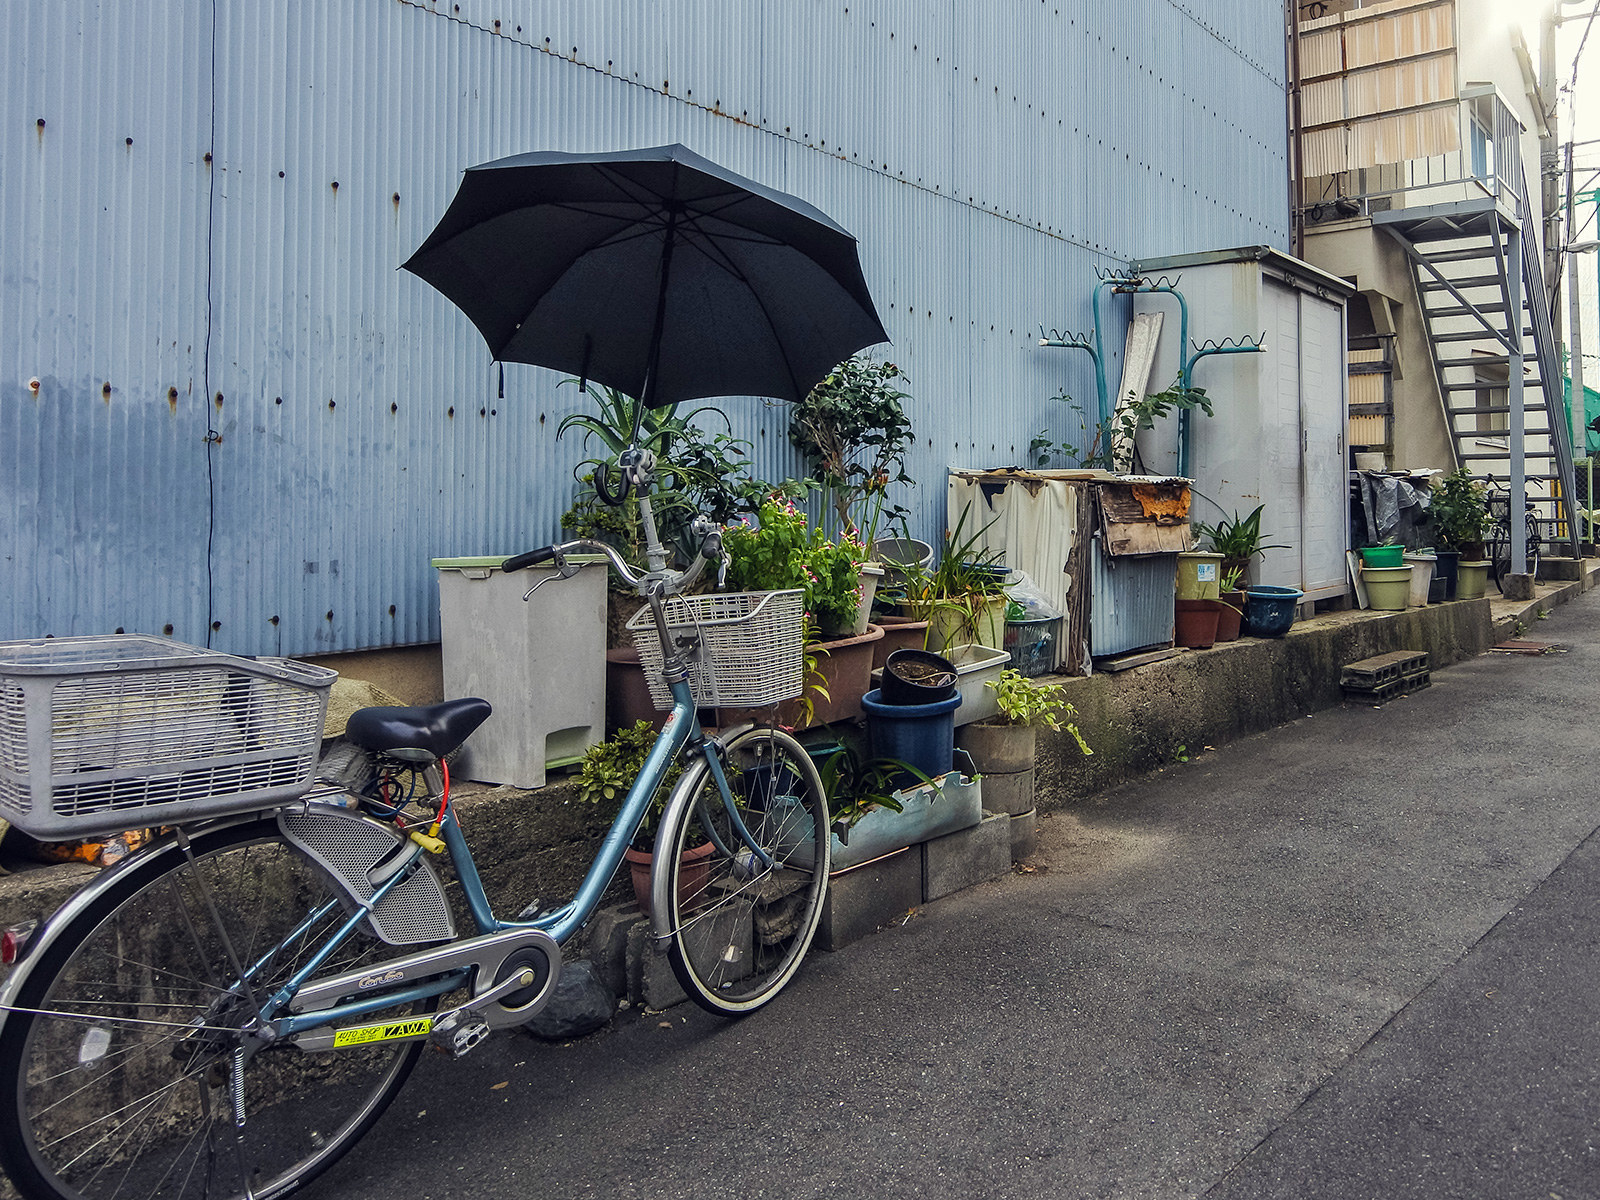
430 1012 490 1058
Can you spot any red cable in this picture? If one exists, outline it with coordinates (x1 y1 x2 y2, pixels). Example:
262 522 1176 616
434 758 451 825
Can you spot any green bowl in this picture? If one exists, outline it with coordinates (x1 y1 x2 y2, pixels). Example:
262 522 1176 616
1358 544 1404 568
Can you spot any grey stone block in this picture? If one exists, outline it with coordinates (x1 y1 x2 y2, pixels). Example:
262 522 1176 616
1009 809 1038 860
978 768 1035 815
818 847 922 951
628 919 688 1012
1540 557 1583 582
923 812 1011 901
1501 572 1536 600
581 902 644 1000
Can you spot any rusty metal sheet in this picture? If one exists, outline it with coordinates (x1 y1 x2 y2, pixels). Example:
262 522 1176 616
1097 479 1196 556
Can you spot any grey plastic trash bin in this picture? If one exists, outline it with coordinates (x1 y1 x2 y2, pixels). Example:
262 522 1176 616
432 556 606 788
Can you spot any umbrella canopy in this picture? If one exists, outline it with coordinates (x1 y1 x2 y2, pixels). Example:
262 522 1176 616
402 144 889 408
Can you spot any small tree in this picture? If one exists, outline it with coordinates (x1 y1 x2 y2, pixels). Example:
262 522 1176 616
788 355 915 543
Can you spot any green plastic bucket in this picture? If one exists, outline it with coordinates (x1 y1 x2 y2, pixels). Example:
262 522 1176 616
1176 552 1224 600
1358 544 1404 568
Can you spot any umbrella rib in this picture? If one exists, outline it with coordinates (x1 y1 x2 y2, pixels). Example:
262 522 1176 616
670 221 809 402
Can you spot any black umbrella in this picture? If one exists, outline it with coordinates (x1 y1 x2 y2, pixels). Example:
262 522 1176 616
402 144 889 409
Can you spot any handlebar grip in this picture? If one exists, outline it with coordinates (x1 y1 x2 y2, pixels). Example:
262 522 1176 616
502 547 557 573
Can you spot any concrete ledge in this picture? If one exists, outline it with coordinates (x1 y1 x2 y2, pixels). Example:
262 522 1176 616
1036 562 1600 809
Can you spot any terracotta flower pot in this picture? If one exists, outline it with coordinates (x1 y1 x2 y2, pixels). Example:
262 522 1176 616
1174 598 1221 649
623 840 715 917
605 647 667 733
1215 592 1245 642
872 615 930 670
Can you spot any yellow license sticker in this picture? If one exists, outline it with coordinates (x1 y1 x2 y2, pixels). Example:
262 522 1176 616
332 1017 433 1048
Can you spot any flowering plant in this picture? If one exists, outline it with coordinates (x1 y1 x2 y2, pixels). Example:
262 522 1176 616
724 494 868 636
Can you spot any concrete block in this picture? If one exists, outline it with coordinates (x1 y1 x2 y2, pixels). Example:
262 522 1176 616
923 812 1011 901
1501 572 1536 600
581 902 643 1000
1540 557 1583 582
628 919 689 1012
1009 809 1038 860
978 768 1034 816
818 847 921 951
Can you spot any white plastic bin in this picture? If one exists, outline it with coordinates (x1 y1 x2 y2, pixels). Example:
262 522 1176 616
432 556 606 788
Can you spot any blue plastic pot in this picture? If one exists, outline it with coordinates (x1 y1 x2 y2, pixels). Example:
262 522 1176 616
1241 585 1303 637
860 688 961 783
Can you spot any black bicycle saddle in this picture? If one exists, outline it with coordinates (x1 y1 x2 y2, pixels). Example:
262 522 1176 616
344 698 493 760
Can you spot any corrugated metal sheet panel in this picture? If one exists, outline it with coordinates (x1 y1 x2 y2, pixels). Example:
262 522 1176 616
1349 413 1388 443
1089 541 1176 657
3 0 1291 657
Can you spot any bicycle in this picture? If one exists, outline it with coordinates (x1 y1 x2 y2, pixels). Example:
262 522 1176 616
1485 481 1542 594
0 481 831 1200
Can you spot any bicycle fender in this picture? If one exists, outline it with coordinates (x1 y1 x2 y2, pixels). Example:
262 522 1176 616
648 757 717 943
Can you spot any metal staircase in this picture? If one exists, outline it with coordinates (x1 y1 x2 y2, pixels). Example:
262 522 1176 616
1373 180 1577 559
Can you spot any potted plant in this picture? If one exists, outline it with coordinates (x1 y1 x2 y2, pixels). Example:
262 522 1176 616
720 494 883 727
896 508 1009 652
789 354 918 627
575 719 697 914
819 741 980 872
789 354 916 544
1191 504 1285 589
1426 469 1491 598
557 379 783 730
957 670 1092 858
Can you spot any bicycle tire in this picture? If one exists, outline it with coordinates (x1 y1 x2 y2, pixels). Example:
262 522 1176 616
0 819 437 1200
657 727 830 1015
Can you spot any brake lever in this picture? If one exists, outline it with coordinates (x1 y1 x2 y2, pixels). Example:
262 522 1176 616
522 549 580 599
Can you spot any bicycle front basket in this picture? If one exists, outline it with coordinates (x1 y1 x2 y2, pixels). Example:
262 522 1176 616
626 590 805 711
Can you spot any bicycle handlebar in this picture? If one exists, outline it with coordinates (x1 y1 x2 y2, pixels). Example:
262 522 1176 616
501 547 558 573
501 517 725 596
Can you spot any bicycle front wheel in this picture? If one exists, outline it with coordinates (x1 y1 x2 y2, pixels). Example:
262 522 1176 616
0 820 436 1200
657 726 830 1015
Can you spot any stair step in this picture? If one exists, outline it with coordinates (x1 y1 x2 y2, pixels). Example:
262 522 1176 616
1419 275 1504 291
1424 303 1510 318
1420 246 1499 263
1441 380 1544 391
1435 354 1538 368
1444 405 1551 418
1431 328 1533 342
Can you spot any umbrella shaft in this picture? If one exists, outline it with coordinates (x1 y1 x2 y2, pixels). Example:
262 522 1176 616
639 205 680 411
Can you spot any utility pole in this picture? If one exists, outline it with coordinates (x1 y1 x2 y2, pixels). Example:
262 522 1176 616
1568 145 1588 527
1542 4 1563 317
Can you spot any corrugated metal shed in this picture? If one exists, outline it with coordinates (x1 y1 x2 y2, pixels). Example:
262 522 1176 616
2 0 1291 656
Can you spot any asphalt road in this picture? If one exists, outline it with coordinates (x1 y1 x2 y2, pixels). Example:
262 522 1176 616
307 591 1600 1200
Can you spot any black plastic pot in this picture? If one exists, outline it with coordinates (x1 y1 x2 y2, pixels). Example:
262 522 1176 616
879 648 957 705
1433 550 1459 600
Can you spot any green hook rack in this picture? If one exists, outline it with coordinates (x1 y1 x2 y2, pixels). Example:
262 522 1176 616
1040 268 1266 476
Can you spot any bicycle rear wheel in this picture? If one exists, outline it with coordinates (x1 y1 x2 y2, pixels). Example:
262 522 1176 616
0 820 436 1200
657 727 830 1015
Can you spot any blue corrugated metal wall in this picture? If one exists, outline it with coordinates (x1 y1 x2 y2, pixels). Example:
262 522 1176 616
1 0 1290 656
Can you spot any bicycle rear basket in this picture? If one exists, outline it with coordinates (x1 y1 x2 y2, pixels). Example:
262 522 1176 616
0 635 336 840
626 590 804 711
